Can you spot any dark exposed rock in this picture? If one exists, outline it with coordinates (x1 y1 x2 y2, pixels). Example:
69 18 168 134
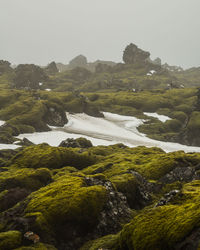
69 55 87 68
175 228 200 250
59 137 93 148
15 138 34 146
0 188 30 212
45 61 58 75
123 43 150 64
155 189 180 207
159 166 200 184
62 176 132 250
128 170 152 209
45 107 68 127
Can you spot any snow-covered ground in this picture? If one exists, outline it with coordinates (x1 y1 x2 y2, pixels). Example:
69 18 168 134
0 144 20 150
144 112 171 122
0 120 5 126
16 112 200 153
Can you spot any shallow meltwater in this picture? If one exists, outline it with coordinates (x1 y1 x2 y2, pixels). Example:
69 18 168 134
16 112 200 153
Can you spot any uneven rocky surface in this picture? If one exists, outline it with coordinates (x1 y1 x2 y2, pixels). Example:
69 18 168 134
1 143 200 249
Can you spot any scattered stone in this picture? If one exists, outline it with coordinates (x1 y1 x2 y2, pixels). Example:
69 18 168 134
155 189 180 207
24 231 40 244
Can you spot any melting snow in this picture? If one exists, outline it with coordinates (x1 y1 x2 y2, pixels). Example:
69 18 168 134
144 112 171 122
0 144 20 150
0 120 5 126
147 70 156 76
16 112 200 153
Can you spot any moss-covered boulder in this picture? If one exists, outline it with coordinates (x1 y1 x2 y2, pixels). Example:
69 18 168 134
22 174 108 248
0 230 22 250
80 234 120 250
110 172 151 209
9 144 97 170
20 173 131 249
0 168 52 192
119 181 200 250
0 168 52 212
14 243 57 250
59 137 93 148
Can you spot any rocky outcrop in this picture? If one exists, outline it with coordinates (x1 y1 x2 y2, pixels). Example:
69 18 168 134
123 43 150 64
15 137 34 146
44 107 68 127
69 55 87 68
59 137 93 148
159 166 200 184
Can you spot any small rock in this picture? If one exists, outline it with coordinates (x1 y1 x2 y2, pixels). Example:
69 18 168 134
24 231 40 244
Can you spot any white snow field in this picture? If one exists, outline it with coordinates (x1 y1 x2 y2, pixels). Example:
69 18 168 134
16 112 200 153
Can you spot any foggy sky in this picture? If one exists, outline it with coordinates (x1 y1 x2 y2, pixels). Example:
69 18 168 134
0 0 200 69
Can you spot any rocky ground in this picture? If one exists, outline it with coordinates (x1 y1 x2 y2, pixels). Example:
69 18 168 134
1 141 200 249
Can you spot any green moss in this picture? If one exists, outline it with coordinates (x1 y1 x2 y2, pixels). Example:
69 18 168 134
0 168 52 192
0 230 22 250
25 174 108 236
119 180 200 250
110 174 140 208
52 166 78 180
80 234 120 250
9 144 97 170
14 243 57 250
83 147 200 181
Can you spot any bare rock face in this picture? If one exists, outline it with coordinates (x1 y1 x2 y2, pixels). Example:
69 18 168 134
123 43 150 64
159 166 200 184
44 107 68 127
59 137 93 148
69 55 87 68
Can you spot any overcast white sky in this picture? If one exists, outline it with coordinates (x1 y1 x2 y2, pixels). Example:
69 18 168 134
0 0 200 68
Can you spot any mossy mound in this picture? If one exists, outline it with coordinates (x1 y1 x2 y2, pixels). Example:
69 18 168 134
14 243 57 250
0 230 22 250
0 168 52 212
9 144 97 170
0 168 52 192
24 174 108 243
83 146 200 181
119 180 200 250
80 234 120 250
59 137 93 148
110 173 145 209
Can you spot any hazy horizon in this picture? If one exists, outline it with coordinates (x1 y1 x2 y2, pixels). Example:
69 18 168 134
1 0 200 69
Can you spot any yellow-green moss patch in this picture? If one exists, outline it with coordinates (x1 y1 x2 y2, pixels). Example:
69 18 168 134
9 144 97 170
25 174 108 235
0 230 22 250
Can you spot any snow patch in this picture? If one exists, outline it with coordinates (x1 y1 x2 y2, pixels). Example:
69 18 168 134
0 144 20 150
0 120 5 126
17 112 200 153
147 70 156 76
144 112 171 123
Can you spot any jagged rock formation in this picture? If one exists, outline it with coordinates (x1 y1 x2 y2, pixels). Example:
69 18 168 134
123 43 150 64
69 54 88 68
45 61 59 75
